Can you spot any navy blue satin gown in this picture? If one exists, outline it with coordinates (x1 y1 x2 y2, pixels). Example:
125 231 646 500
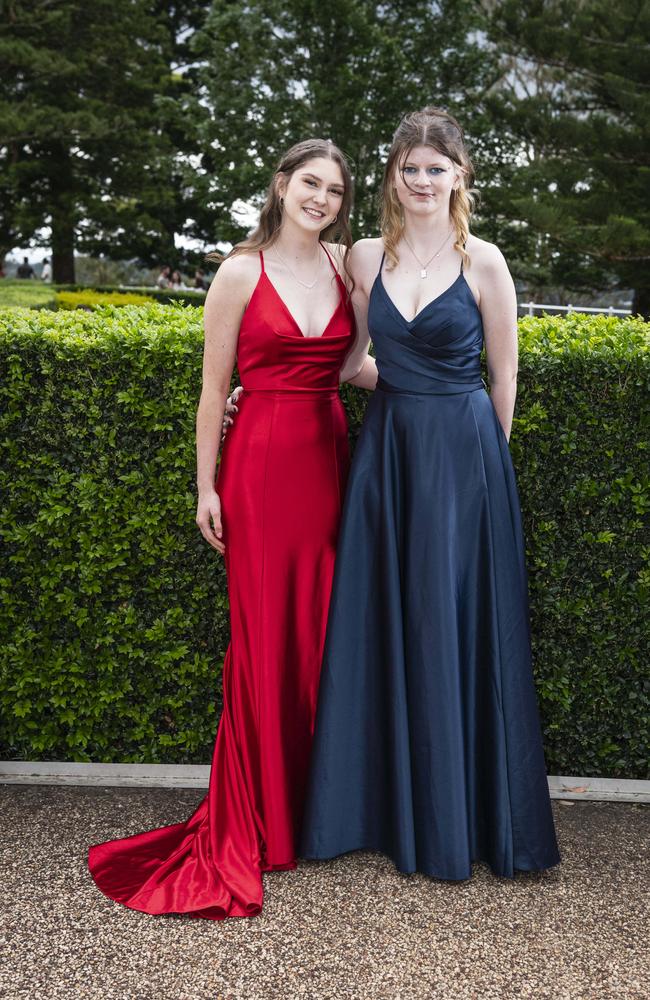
301 253 561 880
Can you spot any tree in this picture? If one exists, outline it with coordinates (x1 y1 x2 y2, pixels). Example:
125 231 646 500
179 0 500 247
477 0 650 314
0 0 206 282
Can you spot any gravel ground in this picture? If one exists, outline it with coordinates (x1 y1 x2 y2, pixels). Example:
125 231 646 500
1 785 648 1000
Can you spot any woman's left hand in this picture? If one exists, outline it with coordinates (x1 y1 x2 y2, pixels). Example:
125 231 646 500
222 386 244 441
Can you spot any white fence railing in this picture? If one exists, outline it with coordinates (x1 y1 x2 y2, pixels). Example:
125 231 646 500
519 301 631 317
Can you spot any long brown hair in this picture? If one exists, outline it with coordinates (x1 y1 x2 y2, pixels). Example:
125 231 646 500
207 139 355 282
379 107 476 270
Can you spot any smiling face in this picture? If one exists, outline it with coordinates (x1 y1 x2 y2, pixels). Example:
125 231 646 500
393 145 459 218
277 157 345 234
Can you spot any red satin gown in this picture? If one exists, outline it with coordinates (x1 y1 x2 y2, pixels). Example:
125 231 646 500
88 246 354 919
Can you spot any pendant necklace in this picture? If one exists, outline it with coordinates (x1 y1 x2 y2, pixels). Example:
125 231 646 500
403 229 454 279
273 244 322 289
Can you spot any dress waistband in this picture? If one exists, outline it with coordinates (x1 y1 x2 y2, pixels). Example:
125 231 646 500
377 376 486 397
242 386 340 400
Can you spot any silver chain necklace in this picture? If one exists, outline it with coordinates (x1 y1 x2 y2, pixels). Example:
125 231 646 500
273 244 322 289
403 229 454 279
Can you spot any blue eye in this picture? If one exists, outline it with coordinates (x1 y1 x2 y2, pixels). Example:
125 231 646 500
403 166 445 176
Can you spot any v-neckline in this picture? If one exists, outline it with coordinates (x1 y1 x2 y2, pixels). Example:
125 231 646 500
378 270 466 326
263 271 344 339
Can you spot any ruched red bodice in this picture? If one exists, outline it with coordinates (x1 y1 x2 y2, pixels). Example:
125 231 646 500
237 250 354 391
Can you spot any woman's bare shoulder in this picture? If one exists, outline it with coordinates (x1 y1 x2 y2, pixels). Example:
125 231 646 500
324 239 383 284
351 237 384 259
216 251 262 278
465 234 508 272
350 237 384 277
203 252 261 313
208 251 261 294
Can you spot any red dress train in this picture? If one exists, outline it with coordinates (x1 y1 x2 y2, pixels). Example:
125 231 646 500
88 247 354 919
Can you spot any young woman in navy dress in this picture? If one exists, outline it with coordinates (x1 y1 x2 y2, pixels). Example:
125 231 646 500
301 107 560 879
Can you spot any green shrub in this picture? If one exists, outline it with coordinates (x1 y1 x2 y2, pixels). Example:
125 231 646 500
0 281 204 311
56 290 155 310
504 313 649 779
55 283 206 307
0 304 224 763
0 306 648 774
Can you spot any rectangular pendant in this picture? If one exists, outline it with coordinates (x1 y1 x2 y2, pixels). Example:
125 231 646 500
420 268 427 279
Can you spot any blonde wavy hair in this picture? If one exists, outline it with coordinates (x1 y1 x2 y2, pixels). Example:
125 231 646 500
380 107 476 270
207 139 355 285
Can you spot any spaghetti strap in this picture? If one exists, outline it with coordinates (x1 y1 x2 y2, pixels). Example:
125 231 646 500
460 256 464 275
320 242 349 307
379 251 386 275
320 242 338 276
259 250 265 273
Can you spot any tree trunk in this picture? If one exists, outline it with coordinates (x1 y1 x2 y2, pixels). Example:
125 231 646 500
631 285 650 321
51 205 75 284
49 145 76 284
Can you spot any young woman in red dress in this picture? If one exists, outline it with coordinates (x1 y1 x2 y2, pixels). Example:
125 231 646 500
88 139 376 920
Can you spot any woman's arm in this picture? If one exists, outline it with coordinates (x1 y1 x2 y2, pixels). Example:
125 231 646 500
339 291 376 389
339 239 382 391
346 352 378 390
195 256 252 553
477 244 519 441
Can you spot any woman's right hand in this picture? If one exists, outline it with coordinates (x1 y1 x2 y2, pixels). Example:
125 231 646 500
221 385 244 441
196 489 225 554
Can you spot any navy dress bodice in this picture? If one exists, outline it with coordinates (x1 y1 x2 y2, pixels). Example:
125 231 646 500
371 260 485 394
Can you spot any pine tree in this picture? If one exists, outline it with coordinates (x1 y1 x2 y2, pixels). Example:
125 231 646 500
478 0 650 315
0 0 205 282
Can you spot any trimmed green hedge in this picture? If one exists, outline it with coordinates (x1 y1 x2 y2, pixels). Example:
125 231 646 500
54 284 206 307
56 290 156 310
512 315 649 778
1 305 648 775
0 281 205 311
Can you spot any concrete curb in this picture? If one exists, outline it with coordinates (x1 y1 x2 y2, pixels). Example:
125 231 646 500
1 761 649 802
548 775 649 803
0 761 211 789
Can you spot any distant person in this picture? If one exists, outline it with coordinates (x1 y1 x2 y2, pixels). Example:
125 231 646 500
41 257 52 283
170 269 186 290
156 265 171 289
194 268 207 290
16 257 35 279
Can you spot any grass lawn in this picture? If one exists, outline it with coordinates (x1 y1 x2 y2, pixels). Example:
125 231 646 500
0 280 56 309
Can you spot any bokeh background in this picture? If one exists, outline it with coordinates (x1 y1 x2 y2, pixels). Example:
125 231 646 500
1 0 648 312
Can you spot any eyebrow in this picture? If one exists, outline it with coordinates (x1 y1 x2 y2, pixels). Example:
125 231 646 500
301 171 344 188
403 160 448 169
